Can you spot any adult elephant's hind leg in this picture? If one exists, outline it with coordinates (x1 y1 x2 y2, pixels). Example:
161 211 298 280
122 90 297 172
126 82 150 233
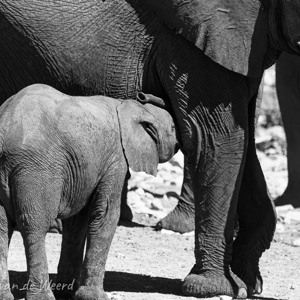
276 53 300 208
156 157 195 233
182 114 248 298
231 100 276 296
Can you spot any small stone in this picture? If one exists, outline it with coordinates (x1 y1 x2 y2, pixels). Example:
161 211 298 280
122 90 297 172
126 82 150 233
135 187 145 197
292 239 300 247
256 135 273 152
276 223 285 233
269 125 286 141
276 204 294 215
220 296 233 300
285 209 300 224
150 198 164 211
266 148 277 156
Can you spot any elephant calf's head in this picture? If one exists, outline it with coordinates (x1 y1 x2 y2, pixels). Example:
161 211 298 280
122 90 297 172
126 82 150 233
117 99 178 176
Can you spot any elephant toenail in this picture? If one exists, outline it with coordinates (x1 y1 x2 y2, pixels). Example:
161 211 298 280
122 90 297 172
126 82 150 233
237 287 247 298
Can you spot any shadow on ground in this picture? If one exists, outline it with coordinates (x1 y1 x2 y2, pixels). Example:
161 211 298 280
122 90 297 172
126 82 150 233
9 270 182 298
117 220 147 228
8 271 285 300
105 271 183 295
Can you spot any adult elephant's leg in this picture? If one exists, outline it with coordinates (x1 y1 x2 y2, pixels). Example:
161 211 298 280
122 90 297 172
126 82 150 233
0 205 14 300
276 53 300 208
156 157 195 233
231 96 277 295
181 121 248 298
154 34 260 297
56 208 89 298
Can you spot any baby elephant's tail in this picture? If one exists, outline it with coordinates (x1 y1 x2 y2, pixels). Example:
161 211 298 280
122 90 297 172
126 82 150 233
0 130 6 159
0 137 3 159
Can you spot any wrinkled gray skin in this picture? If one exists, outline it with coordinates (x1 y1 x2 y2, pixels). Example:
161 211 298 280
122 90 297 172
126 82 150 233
276 52 300 208
157 78 265 234
0 84 177 300
1 0 300 298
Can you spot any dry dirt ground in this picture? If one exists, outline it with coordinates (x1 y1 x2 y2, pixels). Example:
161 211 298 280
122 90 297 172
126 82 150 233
7 69 300 300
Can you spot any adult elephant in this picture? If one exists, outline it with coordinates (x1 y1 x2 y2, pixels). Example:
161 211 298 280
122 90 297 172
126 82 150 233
1 0 300 298
276 52 300 208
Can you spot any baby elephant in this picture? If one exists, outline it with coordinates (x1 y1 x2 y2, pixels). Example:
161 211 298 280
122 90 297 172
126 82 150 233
0 84 177 300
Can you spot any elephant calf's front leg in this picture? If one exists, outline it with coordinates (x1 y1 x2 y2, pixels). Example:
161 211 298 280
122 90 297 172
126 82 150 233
75 171 125 300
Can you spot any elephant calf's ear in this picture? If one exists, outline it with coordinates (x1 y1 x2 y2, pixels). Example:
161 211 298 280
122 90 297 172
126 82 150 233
117 101 159 176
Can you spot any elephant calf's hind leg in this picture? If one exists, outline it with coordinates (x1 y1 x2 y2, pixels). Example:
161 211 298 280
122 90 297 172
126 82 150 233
13 173 57 300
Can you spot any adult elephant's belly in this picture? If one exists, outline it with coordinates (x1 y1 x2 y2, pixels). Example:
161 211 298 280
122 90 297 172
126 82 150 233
0 0 161 104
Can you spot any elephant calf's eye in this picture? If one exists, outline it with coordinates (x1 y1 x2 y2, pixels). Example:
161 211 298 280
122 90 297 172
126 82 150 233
142 122 158 145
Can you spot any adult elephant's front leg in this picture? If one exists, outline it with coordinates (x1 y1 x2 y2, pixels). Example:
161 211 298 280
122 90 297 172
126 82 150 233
182 117 248 298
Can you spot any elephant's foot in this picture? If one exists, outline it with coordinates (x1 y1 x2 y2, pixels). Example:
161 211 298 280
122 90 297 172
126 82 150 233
155 201 194 233
231 253 263 296
232 205 276 295
231 244 263 296
275 186 300 208
182 266 248 298
74 286 109 300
